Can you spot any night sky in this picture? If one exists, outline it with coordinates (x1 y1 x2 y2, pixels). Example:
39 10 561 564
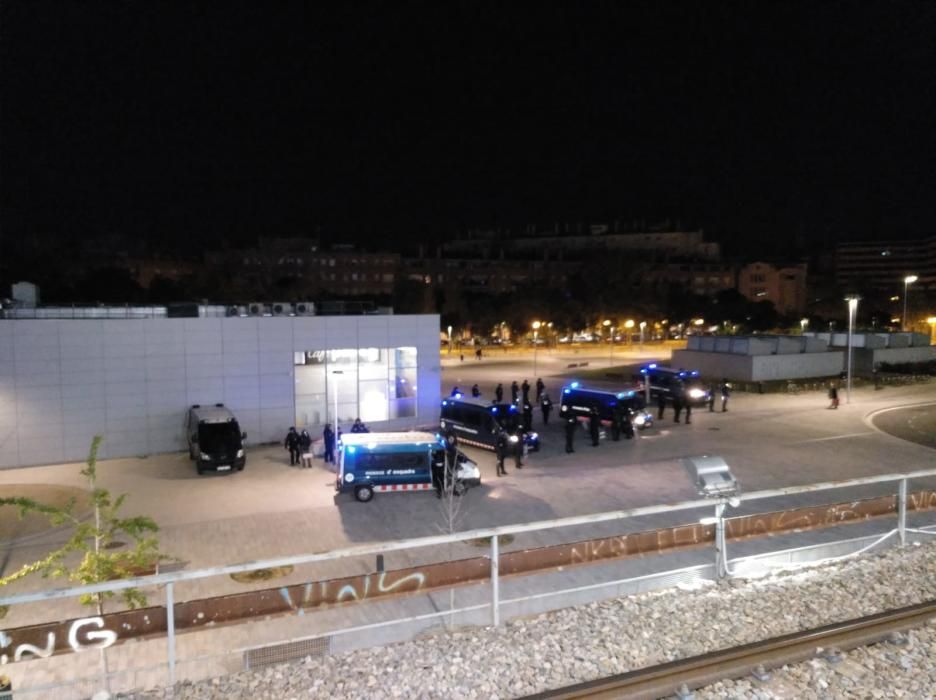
2 2 934 255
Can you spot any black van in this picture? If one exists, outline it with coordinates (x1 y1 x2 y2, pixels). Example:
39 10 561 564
638 364 711 407
186 404 246 475
558 383 653 439
440 396 540 452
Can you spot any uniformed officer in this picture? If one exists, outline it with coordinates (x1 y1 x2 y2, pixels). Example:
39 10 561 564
495 433 508 476
522 400 534 431
521 379 531 402
672 389 683 423
471 384 481 397
511 381 520 403
707 383 717 412
720 380 731 412
589 409 600 446
564 416 576 453
513 429 524 469
535 378 545 402
657 392 666 420
622 409 635 439
495 383 504 402
540 393 553 424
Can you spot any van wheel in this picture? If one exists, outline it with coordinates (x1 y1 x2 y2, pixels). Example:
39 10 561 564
354 485 374 503
236 463 245 472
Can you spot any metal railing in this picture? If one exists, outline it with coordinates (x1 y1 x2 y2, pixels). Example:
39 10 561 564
2 467 936 696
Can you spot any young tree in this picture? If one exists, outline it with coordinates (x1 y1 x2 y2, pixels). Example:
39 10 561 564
0 436 163 613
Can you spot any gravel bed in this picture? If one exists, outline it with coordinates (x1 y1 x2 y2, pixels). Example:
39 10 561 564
121 541 936 700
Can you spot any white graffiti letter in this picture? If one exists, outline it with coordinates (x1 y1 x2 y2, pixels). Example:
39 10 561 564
68 617 117 652
14 633 56 661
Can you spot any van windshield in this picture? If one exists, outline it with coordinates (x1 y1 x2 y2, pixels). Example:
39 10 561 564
198 422 241 454
492 409 521 433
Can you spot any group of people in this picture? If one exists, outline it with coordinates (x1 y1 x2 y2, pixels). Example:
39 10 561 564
285 418 370 466
452 378 554 431
652 379 730 425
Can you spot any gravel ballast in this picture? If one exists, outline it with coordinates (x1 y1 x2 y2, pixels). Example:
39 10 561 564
121 541 936 699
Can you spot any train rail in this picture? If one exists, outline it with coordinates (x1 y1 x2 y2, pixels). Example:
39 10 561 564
521 599 936 700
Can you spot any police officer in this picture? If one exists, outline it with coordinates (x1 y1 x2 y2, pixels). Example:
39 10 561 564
513 429 524 469
685 400 692 425
720 380 731 412
657 392 666 420
494 432 508 476
322 424 336 464
471 384 481 398
540 393 553 424
511 381 520 404
708 383 717 412
521 379 531 402
443 430 459 494
450 386 461 397
672 392 683 423
622 409 635 439
299 429 312 467
522 400 534 431
589 408 600 446
564 415 576 453
284 427 301 465
535 378 545 402
495 383 504 402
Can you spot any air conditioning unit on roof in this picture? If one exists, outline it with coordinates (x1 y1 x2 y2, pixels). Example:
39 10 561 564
294 302 315 316
271 302 292 316
247 303 264 316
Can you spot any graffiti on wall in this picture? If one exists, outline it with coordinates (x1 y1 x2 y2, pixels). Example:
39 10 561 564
1 617 118 664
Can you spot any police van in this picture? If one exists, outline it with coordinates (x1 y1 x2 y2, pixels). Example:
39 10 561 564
439 396 540 452
638 364 711 407
558 382 653 439
186 404 247 475
336 431 482 503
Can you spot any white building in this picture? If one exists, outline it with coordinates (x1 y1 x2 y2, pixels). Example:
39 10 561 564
0 314 440 468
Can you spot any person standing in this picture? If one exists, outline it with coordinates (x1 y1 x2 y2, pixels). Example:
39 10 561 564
589 409 600 446
511 381 520 404
685 400 692 425
495 432 508 476
521 379 531 402
450 386 461 397
471 384 481 398
707 383 717 412
657 392 666 420
720 380 731 412
495 383 504 403
522 400 534 431
672 392 683 423
564 415 576 453
323 424 336 464
513 429 524 469
299 429 312 467
540 393 553 424
828 382 839 409
622 409 635 439
535 378 545 402
284 427 301 466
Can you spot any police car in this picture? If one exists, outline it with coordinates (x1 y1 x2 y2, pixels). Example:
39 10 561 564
440 395 540 452
638 364 711 407
558 382 653 439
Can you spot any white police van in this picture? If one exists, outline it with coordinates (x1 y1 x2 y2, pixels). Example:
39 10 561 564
336 431 482 503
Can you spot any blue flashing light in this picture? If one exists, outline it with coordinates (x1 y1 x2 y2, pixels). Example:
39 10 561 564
509 405 517 412
455 392 463 399
347 445 356 454
639 368 647 374
570 381 580 389
648 363 657 369
491 407 498 413
616 391 634 399
691 370 699 376
563 388 571 394
442 400 448 406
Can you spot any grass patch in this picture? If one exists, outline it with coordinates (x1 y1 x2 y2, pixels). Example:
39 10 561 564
230 565 295 583
467 534 515 547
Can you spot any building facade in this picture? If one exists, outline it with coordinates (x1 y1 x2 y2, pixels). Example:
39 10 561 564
737 262 808 315
835 237 936 291
0 315 440 468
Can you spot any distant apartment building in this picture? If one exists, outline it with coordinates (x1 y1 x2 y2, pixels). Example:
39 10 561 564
835 237 936 291
737 261 808 315
445 224 721 261
205 238 400 297
402 251 579 294
642 262 736 297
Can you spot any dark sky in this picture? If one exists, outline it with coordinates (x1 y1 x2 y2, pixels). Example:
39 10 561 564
2 1 934 254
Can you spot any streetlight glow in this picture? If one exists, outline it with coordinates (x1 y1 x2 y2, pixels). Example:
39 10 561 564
903 275 918 331
532 320 542 377
845 296 860 404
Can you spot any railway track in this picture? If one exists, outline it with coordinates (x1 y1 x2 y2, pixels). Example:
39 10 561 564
521 599 936 700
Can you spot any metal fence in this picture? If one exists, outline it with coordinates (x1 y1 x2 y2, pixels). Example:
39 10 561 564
2 468 936 698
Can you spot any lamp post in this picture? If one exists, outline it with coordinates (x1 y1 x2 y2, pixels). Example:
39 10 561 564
624 319 635 346
845 296 860 404
331 369 344 426
603 319 613 366
447 325 453 355
902 275 918 331
639 321 646 349
928 317 936 346
532 321 541 377
800 318 809 334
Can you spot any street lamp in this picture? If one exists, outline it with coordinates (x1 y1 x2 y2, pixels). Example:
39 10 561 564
447 325 453 355
532 321 541 377
903 275 918 331
928 317 936 345
639 321 647 349
845 296 860 404
800 318 809 334
624 319 635 345
331 369 344 426
603 319 613 366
